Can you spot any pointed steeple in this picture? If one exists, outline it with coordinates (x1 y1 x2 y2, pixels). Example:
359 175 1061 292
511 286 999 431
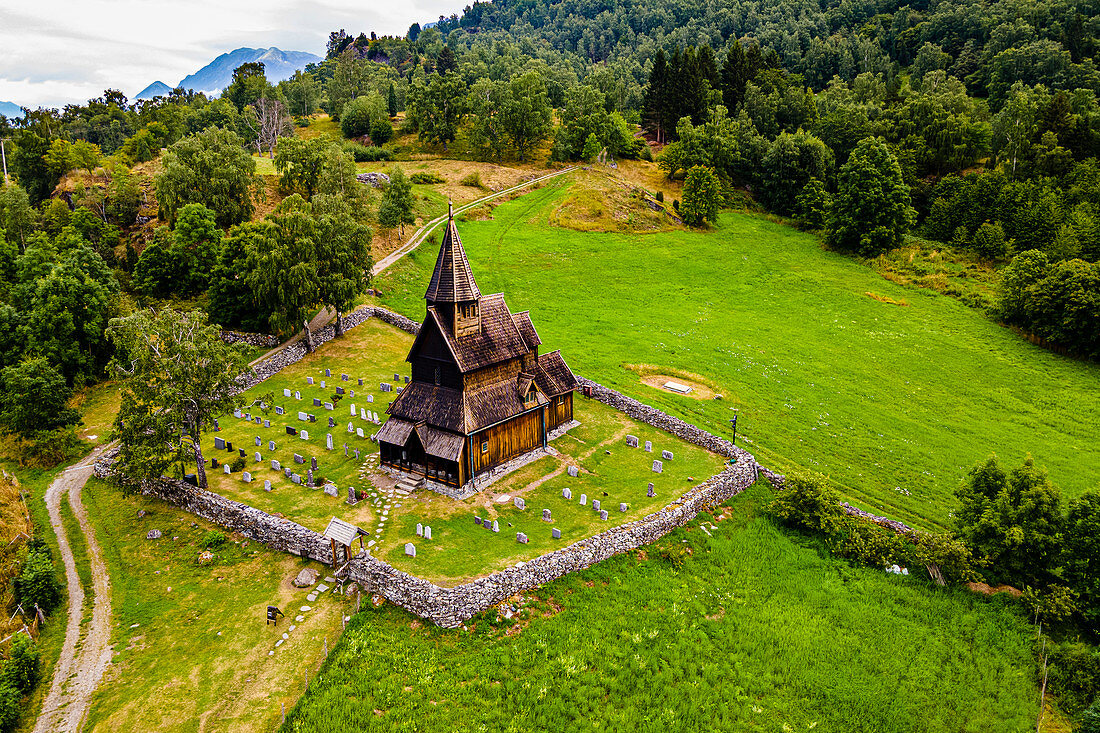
425 201 481 304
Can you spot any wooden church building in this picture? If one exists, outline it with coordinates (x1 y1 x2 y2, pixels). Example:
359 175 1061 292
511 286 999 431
377 206 577 490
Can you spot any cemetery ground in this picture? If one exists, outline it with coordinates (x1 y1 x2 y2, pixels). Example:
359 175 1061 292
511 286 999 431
205 316 726 584
281 480 1041 733
373 172 1100 531
79 475 349 733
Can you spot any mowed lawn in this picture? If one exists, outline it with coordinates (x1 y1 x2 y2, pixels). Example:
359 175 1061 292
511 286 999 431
375 174 1100 530
282 482 1039 733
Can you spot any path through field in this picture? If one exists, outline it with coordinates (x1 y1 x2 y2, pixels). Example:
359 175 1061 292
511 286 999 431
35 446 113 733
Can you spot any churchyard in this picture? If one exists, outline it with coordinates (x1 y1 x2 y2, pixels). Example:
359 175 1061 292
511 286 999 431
203 316 725 583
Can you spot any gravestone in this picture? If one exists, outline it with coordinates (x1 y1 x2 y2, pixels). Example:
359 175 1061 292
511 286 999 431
592 499 601 511
239 448 246 457
214 436 225 450
514 496 525 510
542 509 552 522
356 428 364 438
313 397 321 407
269 440 276 451
255 452 262 462
367 395 374 403
255 436 262 446
211 458 219 469
579 493 587 506
325 368 331 377
484 520 492 531
563 487 572 500
358 378 363 386
294 453 304 464
662 450 674 461
652 460 663 473
298 411 308 421
328 417 336 428
284 467 292 477
255 416 262 425
300 429 309 440
326 433 333 450
335 387 344 396
226 441 234 451
307 468 314 485
552 528 561 539
292 473 302 484
350 404 357 416
263 419 271 428
347 486 356 504
394 373 400 381
309 414 316 423
320 380 326 389
348 422 355 433
644 441 652 452
243 472 252 483
599 510 608 521
405 543 416 557
354 449 360 460
343 444 348 456
567 465 579 478
404 376 410 384
324 402 334 411
360 408 367 420
294 391 300 400
307 377 314 385
272 459 281 471
626 435 639 448
324 483 338 498
234 409 243 418
245 413 251 421
224 464 231 474
310 456 318 471
516 533 528 544
416 523 423 537
341 373 348 381
275 406 285 415
264 480 272 491
474 516 483 526
620 503 628 512
492 520 499 533
647 482 655 497
424 526 432 540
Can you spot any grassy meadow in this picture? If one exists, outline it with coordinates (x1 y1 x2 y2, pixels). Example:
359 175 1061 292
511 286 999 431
282 482 1040 733
373 171 1100 530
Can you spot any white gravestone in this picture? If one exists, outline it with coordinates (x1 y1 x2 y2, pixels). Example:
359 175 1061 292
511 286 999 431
514 496 525 510
644 441 652 452
283 388 291 397
350 404 356 416
563 487 572 500
579 493 587 506
424 526 432 540
416 523 423 537
662 450 674 461
242 472 252 482
356 428 364 438
404 543 416 557
300 430 309 440
652 460 663 473
264 480 272 491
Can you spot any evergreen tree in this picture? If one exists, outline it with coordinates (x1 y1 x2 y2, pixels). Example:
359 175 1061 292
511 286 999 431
387 83 399 117
643 49 670 143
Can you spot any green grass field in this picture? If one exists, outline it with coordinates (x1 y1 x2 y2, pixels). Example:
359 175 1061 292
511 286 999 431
374 173 1100 530
282 482 1039 732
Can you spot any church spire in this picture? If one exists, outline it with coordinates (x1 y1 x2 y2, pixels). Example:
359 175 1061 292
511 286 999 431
424 202 481 304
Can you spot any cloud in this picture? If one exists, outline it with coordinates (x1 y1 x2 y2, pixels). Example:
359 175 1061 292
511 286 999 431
0 0 463 107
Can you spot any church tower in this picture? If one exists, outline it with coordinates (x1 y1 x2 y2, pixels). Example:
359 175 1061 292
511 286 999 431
424 202 482 337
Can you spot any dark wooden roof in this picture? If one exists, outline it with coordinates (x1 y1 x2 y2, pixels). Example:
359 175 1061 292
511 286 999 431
418 424 465 462
511 311 541 349
424 216 481 303
466 380 547 431
387 382 465 432
376 417 415 445
426 294 529 373
535 350 577 396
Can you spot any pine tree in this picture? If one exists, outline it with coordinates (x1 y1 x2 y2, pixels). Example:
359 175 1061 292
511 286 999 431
387 83 399 117
643 49 669 143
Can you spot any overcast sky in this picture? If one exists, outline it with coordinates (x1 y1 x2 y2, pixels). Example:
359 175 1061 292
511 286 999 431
0 0 463 108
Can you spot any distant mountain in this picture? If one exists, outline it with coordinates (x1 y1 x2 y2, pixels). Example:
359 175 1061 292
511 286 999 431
0 101 22 119
136 81 173 100
175 47 321 96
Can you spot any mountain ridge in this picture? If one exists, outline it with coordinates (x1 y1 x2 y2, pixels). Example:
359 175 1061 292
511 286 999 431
134 46 321 100
0 100 22 118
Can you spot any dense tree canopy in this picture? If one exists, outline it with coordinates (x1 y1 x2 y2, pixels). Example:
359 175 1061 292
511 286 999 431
155 127 261 227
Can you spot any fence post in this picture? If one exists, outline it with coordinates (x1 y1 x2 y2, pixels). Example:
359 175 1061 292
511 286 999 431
281 702 285 724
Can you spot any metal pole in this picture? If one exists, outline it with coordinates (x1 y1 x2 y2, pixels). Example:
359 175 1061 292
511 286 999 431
0 138 8 184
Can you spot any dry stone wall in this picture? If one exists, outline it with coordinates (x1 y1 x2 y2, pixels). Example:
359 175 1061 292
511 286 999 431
220 330 280 348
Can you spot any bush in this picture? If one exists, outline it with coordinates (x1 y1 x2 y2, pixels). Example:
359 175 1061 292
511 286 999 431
410 172 445 185
0 685 18 733
971 222 1010 260
768 471 844 534
0 635 40 695
230 456 246 472
640 144 654 162
341 142 392 162
1046 641 1100 717
13 551 61 615
1080 699 1100 733
655 190 664 203
460 171 484 188
201 530 227 549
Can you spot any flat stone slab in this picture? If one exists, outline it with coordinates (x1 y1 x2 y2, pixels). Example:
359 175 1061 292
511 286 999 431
300 606 311 612
663 380 692 393
316 584 330 593
307 594 317 602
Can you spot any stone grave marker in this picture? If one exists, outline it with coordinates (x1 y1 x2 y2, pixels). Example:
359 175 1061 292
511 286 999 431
264 480 272 491
245 413 251 422
516 533 528 544
492 520 499 532
284 467 292 477
255 452 262 462
324 402 334 411
474 516 482 525
356 428 364 438
354 448 360 460
350 403 357 416
292 474 302 485
552 528 562 539
579 493 587 506
263 419 271 428
358 378 363 386
309 414 316 423
255 436 262 446
269 440 276 451
405 543 415 557
307 377 314 385
599 510 608 521
335 387 344 396
592 499 601 511
255 416 263 425
348 422 355 433
294 391 301 400
243 472 252 483
325 368 331 377
394 373 400 381
223 464 231 474
211 458 219 469
226 441 234 451
307 468 313 485
234 409 243 418
300 429 309 440
567 465 579 478
275 406 284 415
404 376 410 384
214 436 225 450
367 394 374 403
652 460 663 473
542 509 552 522
514 496 525 510
298 411 308 421
647 482 655 497
416 523 424 536
620 503 628 512
324 484 337 497
239 448 246 458
347 486 356 504
272 459 281 471
311 456 318 470
626 435 639 447
328 417 336 428
294 453 304 464
563 487 572 500
313 397 321 407
662 450 674 461
644 441 652 452
424 526 432 540
360 408 367 420
326 434 334 450
341 373 348 381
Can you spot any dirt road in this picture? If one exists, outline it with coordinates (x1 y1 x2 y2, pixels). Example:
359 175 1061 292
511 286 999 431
35 447 113 733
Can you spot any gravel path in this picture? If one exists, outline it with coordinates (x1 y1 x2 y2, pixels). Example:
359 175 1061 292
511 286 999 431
35 446 114 733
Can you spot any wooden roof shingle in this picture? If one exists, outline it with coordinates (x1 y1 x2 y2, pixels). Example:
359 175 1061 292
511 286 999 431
424 215 481 303
535 350 578 396
428 294 530 372
511 311 542 349
387 382 465 432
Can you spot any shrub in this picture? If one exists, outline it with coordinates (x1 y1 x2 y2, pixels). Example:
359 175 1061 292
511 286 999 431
13 551 61 615
0 685 18 733
1080 699 1100 733
0 635 40 695
410 172 445 185
230 456 246 472
460 171 484 188
768 471 844 534
201 530 227 549
971 222 1009 260
655 190 664 203
341 142 392 163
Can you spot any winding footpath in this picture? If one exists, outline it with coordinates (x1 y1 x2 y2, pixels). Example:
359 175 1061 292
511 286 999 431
35 446 114 733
